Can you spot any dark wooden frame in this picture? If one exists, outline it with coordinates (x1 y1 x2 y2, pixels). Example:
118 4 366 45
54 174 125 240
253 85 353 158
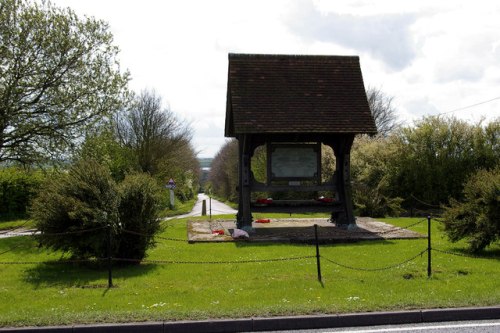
235 133 355 230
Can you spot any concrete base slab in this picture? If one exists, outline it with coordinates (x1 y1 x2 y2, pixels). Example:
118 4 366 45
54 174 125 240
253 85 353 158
187 217 425 243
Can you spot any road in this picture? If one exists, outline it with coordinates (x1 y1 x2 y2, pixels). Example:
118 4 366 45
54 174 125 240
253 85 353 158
1 194 236 237
254 320 500 333
164 192 237 220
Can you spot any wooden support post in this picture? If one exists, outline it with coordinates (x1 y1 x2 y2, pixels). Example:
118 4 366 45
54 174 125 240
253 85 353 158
236 134 253 230
331 135 355 227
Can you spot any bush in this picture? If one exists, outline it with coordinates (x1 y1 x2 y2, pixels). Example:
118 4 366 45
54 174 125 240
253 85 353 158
31 160 119 258
354 183 404 217
351 136 403 217
31 160 163 261
117 173 162 261
442 167 500 252
0 167 45 216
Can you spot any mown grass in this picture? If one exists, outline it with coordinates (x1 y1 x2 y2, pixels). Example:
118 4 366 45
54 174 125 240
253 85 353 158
158 197 197 217
0 217 34 231
0 215 499 327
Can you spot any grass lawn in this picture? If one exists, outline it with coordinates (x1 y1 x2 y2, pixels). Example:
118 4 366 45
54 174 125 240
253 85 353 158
0 215 499 327
158 197 197 218
0 217 34 231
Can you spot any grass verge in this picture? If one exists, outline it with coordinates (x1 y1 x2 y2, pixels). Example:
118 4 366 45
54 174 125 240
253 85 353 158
0 217 34 231
159 197 197 218
0 215 499 327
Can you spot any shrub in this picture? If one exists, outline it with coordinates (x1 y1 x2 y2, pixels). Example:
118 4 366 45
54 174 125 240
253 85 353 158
0 167 45 216
442 167 500 252
31 160 163 261
31 160 119 258
354 182 404 217
117 173 162 261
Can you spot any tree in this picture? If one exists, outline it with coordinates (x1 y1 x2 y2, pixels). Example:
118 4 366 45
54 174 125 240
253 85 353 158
0 0 129 164
115 89 199 200
366 87 401 136
442 167 500 252
78 128 138 181
390 116 499 208
208 139 238 201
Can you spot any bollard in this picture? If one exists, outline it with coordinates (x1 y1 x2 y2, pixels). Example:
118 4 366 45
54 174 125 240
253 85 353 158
201 199 207 216
427 215 432 278
314 224 322 283
107 224 113 288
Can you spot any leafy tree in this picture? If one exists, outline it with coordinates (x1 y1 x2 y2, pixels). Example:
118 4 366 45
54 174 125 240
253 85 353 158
208 139 238 201
0 0 129 164
78 129 138 181
442 167 500 252
366 87 401 136
391 116 499 208
115 89 199 199
115 90 192 174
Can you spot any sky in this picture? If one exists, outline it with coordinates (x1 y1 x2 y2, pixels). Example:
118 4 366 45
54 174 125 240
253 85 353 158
50 0 500 158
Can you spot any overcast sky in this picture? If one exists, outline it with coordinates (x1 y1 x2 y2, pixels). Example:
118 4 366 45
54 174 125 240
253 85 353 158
51 0 500 158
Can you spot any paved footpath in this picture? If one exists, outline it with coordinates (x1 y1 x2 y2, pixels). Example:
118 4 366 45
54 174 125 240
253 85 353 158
164 192 237 220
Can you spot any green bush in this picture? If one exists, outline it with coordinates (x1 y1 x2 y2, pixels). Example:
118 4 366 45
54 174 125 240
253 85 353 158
117 173 162 261
354 182 404 217
31 160 163 261
442 167 500 252
31 160 119 258
0 167 45 216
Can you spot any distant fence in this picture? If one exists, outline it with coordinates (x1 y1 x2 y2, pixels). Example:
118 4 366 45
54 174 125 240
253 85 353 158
0 216 497 288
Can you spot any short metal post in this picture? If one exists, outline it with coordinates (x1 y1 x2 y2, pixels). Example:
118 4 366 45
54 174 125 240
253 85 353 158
107 224 113 288
427 215 432 278
202 199 207 216
209 196 212 220
314 224 322 283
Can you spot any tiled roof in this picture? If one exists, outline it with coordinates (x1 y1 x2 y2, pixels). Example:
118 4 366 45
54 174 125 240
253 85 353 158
225 53 377 137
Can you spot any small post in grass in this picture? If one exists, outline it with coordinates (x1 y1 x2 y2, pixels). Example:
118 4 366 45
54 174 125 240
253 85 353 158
202 199 207 216
107 223 113 288
427 215 432 278
314 224 322 283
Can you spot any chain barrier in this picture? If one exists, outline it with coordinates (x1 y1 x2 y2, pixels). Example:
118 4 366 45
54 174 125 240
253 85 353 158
409 194 442 208
0 243 41 256
322 248 428 272
0 258 105 265
0 220 30 235
39 226 107 237
376 218 427 235
122 229 186 242
321 217 427 236
432 247 498 259
113 255 316 265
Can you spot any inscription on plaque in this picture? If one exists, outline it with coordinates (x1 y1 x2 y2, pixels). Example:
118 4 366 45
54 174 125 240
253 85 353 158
269 143 320 180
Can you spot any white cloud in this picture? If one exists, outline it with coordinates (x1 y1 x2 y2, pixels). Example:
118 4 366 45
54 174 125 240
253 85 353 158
286 1 418 70
48 0 500 157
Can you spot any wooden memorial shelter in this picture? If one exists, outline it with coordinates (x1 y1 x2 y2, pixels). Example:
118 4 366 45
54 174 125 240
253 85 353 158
225 54 377 230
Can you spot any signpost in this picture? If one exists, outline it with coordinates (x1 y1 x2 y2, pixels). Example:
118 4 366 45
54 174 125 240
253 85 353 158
166 178 176 208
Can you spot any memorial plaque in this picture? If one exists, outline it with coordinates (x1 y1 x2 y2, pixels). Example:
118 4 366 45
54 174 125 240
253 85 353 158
269 143 320 180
